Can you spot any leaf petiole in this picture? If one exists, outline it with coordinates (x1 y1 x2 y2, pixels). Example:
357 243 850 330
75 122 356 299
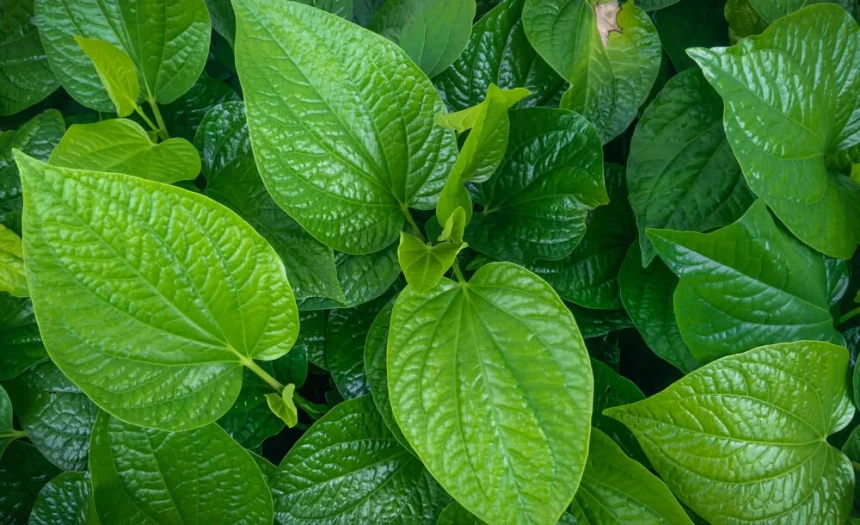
147 97 170 140
133 104 160 135
839 306 860 325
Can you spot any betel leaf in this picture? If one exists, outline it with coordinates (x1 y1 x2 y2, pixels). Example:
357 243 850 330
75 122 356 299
36 0 211 111
636 0 682 10
0 295 45 382
296 310 328 369
523 0 662 143
370 0 475 77
574 428 693 525
568 304 633 339
724 0 768 41
435 0 565 111
49 119 200 185
299 245 402 310
265 383 299 428
467 108 607 264
29 472 98 525
89 411 273 525
74 37 140 117
4 361 97 472
160 73 240 142
606 341 856 525
649 200 841 364
688 5 860 259
0 0 58 116
271 395 449 524
294 0 354 18
0 384 23 458
0 225 26 297
398 233 465 293
233 0 456 254
651 0 729 72
0 109 64 235
388 262 593 525
0 441 60 524
17 153 299 431
437 502 485 525
590 359 646 464
217 368 285 449
528 163 634 310
618 243 698 373
195 101 343 302
746 0 855 24
628 68 753 266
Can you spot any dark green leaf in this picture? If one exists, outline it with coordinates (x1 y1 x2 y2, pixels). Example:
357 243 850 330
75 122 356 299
590 359 646 464
217 367 284 449
29 472 99 525
0 441 60 524
160 73 240 141
0 0 58 116
652 0 729 71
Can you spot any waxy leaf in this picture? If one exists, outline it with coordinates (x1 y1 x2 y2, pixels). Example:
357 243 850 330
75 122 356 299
628 68 753 265
36 0 211 111
74 37 139 117
0 225 26 297
435 0 565 111
523 0 662 142
651 0 729 72
4 361 97 471
265 384 298 428
590 359 646 464
398 233 465 294
0 0 58 116
17 153 299 431
388 262 593 525
468 108 607 264
650 201 841 364
217 368 285 449
637 0 681 10
29 472 98 525
574 428 693 525
49 119 200 184
0 109 64 234
233 0 456 254
688 5 860 258
0 441 60 524
568 304 633 339
299 245 401 310
0 295 45 381
437 502 485 525
748 0 855 24
160 73 240 142
371 0 475 77
295 310 327 369
0 385 22 458
90 412 273 525
272 395 449 524
606 341 855 525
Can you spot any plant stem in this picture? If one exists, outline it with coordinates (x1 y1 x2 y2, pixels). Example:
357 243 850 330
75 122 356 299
401 205 426 242
839 306 860 325
0 429 27 440
293 392 328 420
240 357 285 394
147 97 170 140
134 105 160 134
452 259 466 283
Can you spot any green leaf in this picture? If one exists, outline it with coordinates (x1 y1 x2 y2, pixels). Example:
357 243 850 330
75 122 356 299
842 425 860 510
160 73 240 142
4 361 97 471
747 0 856 24
567 304 633 339
388 262 593 525
636 0 682 10
271 395 449 524
299 245 402 310
468 108 607 264
370 0 475 77
0 385 23 459
628 68 754 266
439 207 468 244
398 233 465 294
295 310 328 369
0 0 58 116
0 109 64 235
90 412 273 525
205 0 237 46
265 384 299 428
649 200 841 364
590 359 647 465
523 0 662 143
437 502 486 525
36 0 211 111
527 163 634 310
606 341 855 525
574 428 694 525
618 243 698 373
195 102 344 302
17 153 299 431
0 441 60 524
29 472 99 525
651 0 729 71
217 368 284 449
295 0 354 17
435 0 565 112
49 119 200 184
724 0 768 41
688 5 860 258
0 225 26 297
73 37 140 117
0 295 45 382
233 0 456 254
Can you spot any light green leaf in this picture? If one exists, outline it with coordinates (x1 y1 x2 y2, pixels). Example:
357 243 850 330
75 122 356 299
271 395 449 524
30 471 99 525
468 108 607 264
628 68 754 266
4 361 97 471
649 200 841 364
74 37 140 117
439 207 467 244
688 5 860 258
618 243 698 373
398 233 465 294
388 262 593 525
265 384 298 428
523 0 662 142
574 428 693 525
590 359 646 464
299 245 402 310
527 163 634 310
217 367 285 449
90 412 273 525
294 0 354 17
370 0 475 77
749 0 856 24
0 109 64 235
36 0 211 110
49 119 200 184
435 0 565 111
0 385 23 459
0 441 60 524
606 341 855 525
0 0 58 116
195 101 343 302
233 0 456 254
0 225 26 297
17 153 299 431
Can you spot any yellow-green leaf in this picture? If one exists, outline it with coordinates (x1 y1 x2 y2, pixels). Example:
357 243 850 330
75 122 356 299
74 37 140 117
265 384 298 428
0 225 26 297
397 232 465 293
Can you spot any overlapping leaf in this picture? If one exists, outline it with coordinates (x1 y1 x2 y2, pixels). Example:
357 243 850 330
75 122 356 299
0 0 58 116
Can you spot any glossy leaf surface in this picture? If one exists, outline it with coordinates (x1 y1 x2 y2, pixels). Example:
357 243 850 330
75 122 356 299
299 246 401 310
0 385 21 458
590 359 646 464
0 0 58 116
398 233 465 294
74 37 139 117
0 225 26 297
0 441 60 524
29 471 98 525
